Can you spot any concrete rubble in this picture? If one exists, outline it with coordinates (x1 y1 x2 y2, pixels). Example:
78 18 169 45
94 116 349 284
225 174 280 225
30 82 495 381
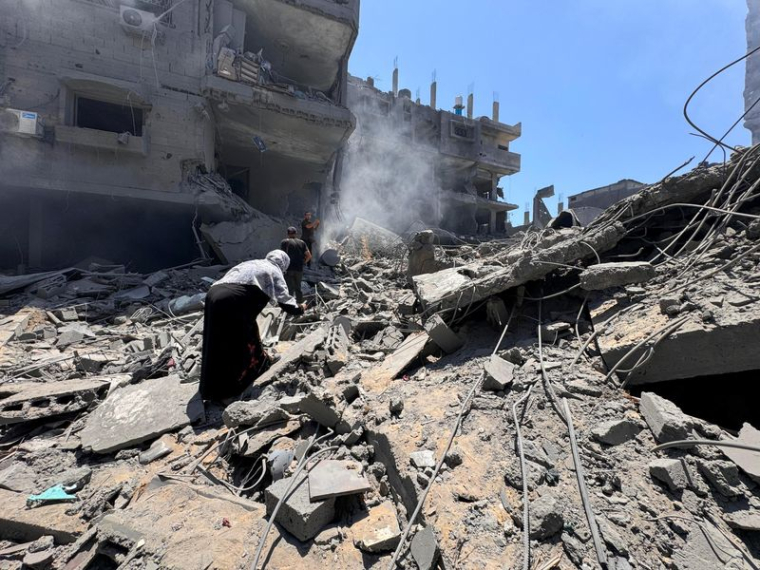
0 155 760 568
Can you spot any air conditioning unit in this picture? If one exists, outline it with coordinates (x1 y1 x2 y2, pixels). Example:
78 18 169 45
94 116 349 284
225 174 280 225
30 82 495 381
120 5 158 36
0 108 43 137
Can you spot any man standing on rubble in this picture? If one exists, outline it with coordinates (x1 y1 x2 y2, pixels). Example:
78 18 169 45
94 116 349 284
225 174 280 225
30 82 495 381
280 226 311 304
301 211 320 268
200 250 305 404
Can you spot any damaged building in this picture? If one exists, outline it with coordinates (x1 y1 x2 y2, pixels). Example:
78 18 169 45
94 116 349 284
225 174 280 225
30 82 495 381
340 72 521 236
0 0 358 271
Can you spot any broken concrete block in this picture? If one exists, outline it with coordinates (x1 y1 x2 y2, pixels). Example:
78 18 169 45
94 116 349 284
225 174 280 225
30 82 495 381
54 308 79 322
222 400 288 429
277 394 307 414
482 355 515 392
352 501 401 553
724 510 760 531
299 390 343 429
308 460 372 501
512 494 564 540
639 392 699 443
649 459 689 491
565 379 602 397
722 423 760 483
57 323 94 347
143 271 169 288
410 450 436 470
139 435 174 465
579 261 656 291
0 462 38 493
77 352 111 374
168 293 205 316
697 460 743 498
0 377 111 425
22 548 54 569
540 321 572 343
317 282 341 301
424 314 463 354
265 473 336 542
411 526 440 570
389 397 404 415
80 375 203 454
591 419 642 446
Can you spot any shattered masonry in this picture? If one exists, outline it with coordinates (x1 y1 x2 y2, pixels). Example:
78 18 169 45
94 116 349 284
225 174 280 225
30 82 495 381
0 152 759 568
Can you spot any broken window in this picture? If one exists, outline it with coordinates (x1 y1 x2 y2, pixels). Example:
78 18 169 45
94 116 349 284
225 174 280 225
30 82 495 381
75 96 143 136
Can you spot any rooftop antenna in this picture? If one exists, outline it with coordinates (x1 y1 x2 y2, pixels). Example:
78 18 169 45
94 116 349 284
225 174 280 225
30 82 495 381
430 69 437 109
467 82 474 119
392 56 399 97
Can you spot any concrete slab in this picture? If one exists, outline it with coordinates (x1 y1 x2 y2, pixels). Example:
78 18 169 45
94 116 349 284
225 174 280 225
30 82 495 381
579 261 656 291
80 375 203 454
308 460 372 501
362 331 430 393
98 478 265 570
411 526 440 570
590 296 760 385
0 377 111 425
722 423 760 483
0 489 87 544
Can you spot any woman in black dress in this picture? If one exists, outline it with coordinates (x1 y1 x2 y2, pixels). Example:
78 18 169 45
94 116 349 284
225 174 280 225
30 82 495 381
200 250 305 402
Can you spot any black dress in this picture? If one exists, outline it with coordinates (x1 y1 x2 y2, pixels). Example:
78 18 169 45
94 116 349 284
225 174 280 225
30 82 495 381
199 283 302 401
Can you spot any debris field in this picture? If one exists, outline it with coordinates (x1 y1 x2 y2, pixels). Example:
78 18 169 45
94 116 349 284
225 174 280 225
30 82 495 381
1 151 760 570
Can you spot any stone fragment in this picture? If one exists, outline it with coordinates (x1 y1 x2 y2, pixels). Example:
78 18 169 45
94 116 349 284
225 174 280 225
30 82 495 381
352 501 401 553
139 435 174 465
722 423 760 483
579 261 656 291
649 459 689 491
598 517 628 555
22 549 54 569
724 510 760 531
222 400 288 429
410 450 436 470
317 282 341 301
265 474 336 542
521 494 563 540
639 392 699 443
697 460 743 497
80 375 203 454
57 323 94 347
482 356 515 392
444 448 463 468
299 390 343 429
424 314 463 354
566 379 602 397
389 397 404 415
410 526 439 570
540 321 572 343
277 394 307 414
308 460 372 501
0 462 38 493
143 271 169 288
591 419 642 446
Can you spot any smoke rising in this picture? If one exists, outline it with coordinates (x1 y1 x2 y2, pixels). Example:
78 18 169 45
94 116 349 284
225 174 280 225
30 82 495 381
335 100 443 238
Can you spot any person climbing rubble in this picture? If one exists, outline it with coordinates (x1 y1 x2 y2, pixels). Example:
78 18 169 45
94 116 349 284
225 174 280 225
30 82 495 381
301 211 321 268
199 250 306 403
280 226 311 304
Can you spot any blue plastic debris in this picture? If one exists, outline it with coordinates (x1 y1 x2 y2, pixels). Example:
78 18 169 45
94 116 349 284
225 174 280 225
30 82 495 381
27 485 77 507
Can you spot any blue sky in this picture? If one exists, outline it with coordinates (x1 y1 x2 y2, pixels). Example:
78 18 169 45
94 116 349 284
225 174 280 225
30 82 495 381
348 0 750 219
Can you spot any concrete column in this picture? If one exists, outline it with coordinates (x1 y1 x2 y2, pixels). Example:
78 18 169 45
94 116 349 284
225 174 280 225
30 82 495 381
489 210 497 234
492 100 500 122
392 67 399 97
467 93 473 119
430 81 437 109
523 211 530 226
29 199 43 269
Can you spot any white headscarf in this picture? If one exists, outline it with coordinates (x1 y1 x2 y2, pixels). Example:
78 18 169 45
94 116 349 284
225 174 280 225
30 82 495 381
213 250 297 307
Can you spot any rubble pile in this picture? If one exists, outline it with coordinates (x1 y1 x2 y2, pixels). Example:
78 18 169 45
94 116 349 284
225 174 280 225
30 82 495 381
1 149 760 569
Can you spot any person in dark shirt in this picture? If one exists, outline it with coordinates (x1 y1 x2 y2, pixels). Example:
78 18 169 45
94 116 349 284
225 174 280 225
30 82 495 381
280 226 311 303
301 211 320 268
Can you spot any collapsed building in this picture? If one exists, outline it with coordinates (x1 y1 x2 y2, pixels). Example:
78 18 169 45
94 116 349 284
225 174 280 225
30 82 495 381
0 146 759 568
340 72 521 236
0 0 358 272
